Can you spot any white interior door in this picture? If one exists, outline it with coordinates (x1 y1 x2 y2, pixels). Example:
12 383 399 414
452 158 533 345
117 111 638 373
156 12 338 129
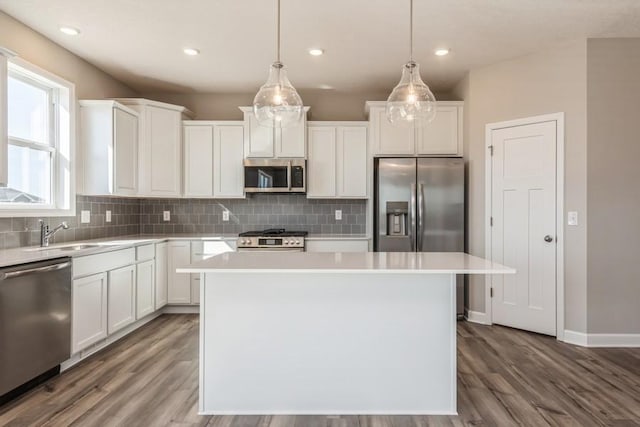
490 120 557 336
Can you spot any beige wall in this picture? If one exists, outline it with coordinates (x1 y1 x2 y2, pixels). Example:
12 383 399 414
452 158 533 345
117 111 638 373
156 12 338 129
0 11 136 99
140 90 457 121
453 40 588 333
586 38 640 334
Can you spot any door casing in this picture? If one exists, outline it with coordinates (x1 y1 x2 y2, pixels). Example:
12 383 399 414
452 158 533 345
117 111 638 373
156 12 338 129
485 113 565 341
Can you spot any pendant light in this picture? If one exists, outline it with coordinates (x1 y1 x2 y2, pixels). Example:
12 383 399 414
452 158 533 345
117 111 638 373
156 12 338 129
253 0 304 128
386 0 436 127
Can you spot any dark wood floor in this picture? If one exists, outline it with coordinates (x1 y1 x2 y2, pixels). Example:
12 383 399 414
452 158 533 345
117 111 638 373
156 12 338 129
1 314 638 426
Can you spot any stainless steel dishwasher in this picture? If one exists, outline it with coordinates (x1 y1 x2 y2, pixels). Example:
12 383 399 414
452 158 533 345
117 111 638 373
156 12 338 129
0 258 72 399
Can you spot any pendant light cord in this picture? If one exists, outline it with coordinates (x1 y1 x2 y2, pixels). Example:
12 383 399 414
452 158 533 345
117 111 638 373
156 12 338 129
409 0 413 63
276 0 281 63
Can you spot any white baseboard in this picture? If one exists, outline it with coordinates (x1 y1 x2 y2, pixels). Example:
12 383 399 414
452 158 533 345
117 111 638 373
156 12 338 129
564 330 640 347
162 305 200 314
464 309 491 325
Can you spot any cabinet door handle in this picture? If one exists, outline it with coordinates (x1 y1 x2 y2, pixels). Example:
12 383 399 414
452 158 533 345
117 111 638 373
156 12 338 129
544 235 554 243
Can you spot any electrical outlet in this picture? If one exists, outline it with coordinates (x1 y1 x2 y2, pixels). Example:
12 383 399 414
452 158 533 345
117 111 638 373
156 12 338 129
80 210 90 223
105 210 112 223
568 211 578 226
163 211 171 221
222 210 230 222
335 209 342 221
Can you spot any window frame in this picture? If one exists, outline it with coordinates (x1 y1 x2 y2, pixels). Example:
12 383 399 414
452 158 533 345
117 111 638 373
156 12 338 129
0 56 76 217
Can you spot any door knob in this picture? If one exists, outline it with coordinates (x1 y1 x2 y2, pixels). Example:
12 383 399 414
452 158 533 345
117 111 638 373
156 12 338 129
544 235 553 243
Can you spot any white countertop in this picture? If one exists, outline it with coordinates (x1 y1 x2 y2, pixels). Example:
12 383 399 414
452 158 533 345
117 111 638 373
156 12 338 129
0 234 237 268
178 251 515 274
0 233 371 268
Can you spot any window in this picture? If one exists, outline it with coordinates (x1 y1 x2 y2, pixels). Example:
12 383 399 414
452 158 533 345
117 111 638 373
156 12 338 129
0 57 75 216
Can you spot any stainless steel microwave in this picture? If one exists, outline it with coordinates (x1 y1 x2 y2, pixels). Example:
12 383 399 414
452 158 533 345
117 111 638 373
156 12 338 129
244 159 306 193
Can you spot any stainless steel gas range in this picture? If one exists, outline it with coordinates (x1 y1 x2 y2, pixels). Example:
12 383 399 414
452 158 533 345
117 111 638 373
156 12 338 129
236 229 308 252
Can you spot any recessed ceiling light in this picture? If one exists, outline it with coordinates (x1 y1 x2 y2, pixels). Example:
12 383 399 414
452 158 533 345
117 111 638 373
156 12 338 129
183 48 200 56
308 48 324 56
435 48 450 56
59 26 80 36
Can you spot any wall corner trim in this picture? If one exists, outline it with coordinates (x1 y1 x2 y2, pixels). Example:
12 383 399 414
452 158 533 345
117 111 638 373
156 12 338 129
563 330 640 347
464 310 491 325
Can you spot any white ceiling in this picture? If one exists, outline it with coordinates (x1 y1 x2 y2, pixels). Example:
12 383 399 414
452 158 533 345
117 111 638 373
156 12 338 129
1 0 640 94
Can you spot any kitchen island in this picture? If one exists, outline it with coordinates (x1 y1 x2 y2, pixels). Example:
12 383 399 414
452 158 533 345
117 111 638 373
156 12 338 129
178 251 514 415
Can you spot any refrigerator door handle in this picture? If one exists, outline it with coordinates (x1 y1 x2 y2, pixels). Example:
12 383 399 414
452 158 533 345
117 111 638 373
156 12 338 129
410 183 417 251
417 183 425 251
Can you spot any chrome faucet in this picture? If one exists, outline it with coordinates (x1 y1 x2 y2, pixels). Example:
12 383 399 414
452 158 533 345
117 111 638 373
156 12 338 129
39 220 69 247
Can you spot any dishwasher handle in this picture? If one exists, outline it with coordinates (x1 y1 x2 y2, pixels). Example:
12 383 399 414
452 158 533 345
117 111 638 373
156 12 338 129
0 261 71 280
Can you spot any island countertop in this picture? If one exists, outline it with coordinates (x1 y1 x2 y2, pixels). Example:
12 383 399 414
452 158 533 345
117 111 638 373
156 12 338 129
177 251 515 275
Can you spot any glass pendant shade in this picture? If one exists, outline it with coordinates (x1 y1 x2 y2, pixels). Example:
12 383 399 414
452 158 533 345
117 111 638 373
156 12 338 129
253 62 303 128
386 61 436 127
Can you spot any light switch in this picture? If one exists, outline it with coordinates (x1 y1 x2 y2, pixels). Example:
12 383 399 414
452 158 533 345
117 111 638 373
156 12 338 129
80 210 90 223
105 210 112 223
222 210 230 221
163 211 171 221
568 211 578 226
335 210 342 221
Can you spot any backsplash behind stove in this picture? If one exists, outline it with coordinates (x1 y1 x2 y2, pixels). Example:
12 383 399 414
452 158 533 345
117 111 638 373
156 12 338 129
139 194 366 235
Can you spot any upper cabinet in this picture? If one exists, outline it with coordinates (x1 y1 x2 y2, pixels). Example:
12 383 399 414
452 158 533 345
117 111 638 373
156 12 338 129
114 98 194 198
79 100 139 196
239 107 309 158
366 101 463 157
307 122 368 199
183 121 245 199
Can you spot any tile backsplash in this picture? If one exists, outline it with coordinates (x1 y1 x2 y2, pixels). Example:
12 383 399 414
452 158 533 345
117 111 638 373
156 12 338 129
0 194 366 249
139 194 366 235
0 196 140 250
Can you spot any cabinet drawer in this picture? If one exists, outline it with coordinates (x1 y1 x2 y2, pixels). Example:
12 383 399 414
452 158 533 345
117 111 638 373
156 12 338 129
136 244 155 261
73 248 135 278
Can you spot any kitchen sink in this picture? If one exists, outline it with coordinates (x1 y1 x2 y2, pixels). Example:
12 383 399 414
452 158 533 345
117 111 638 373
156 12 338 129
58 244 100 251
24 244 100 252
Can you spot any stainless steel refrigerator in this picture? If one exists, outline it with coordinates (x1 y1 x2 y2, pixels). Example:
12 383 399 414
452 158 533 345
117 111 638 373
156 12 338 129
374 157 465 315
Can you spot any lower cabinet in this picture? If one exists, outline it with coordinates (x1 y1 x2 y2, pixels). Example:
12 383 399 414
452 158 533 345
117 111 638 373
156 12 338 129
136 259 155 319
107 264 136 334
168 241 191 304
155 242 168 309
72 272 108 354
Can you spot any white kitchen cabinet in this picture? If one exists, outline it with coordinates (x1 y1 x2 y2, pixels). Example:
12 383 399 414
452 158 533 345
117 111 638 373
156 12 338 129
214 123 245 198
72 272 108 353
107 264 136 334
307 123 368 199
366 101 463 157
168 241 191 304
368 105 415 155
183 124 213 197
307 126 336 197
336 126 368 197
136 259 155 319
306 239 370 252
243 110 274 157
79 100 139 196
114 98 193 197
240 107 309 158
182 121 245 198
155 242 168 309
416 105 461 155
